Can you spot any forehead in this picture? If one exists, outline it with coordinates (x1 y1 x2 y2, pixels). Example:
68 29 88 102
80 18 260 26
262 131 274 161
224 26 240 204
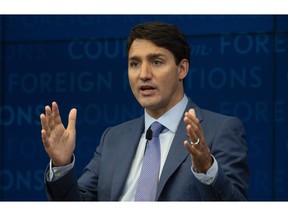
128 39 172 59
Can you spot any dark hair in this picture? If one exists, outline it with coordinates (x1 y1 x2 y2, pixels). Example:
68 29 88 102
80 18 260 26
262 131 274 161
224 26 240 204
127 22 190 65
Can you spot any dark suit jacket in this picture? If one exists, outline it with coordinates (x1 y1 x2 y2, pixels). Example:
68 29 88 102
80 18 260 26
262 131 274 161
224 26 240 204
46 99 249 201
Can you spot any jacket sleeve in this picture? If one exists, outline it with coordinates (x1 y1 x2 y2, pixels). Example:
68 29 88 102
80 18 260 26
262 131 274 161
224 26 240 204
209 116 249 200
193 115 249 201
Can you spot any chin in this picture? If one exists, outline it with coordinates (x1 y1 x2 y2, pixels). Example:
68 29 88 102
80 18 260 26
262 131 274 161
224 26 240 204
138 96 161 109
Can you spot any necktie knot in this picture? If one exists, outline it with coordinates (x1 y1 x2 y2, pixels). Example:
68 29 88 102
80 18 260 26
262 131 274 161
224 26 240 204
150 121 164 137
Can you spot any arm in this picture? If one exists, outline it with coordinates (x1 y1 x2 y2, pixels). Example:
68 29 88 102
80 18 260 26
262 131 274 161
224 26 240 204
45 128 108 201
209 117 249 200
40 102 79 200
184 109 249 200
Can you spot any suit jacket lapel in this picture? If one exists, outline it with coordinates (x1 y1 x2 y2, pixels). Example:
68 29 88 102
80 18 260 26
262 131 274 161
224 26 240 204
110 117 144 200
156 99 203 199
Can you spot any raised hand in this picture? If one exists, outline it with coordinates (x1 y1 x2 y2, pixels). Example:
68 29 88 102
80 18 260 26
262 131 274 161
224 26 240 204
183 109 213 173
40 102 77 167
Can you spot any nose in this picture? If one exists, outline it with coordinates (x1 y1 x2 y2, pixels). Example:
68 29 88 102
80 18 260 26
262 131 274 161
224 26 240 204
139 62 152 81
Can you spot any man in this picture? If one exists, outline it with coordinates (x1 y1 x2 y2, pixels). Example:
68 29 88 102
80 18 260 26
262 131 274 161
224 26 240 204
40 21 249 201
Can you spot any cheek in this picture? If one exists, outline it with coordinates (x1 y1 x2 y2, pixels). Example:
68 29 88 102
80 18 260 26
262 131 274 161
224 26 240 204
128 75 137 91
128 72 134 84
161 73 178 88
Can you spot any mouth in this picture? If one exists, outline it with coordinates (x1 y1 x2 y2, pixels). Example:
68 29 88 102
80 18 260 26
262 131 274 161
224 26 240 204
139 85 157 96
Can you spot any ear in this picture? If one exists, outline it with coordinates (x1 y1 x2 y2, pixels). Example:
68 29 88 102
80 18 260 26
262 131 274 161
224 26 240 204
178 59 189 81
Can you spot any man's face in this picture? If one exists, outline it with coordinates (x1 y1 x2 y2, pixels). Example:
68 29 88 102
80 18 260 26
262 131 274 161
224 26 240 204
128 39 188 119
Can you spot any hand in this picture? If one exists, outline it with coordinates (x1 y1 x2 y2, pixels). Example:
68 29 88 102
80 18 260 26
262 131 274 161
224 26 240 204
183 109 213 173
40 101 77 167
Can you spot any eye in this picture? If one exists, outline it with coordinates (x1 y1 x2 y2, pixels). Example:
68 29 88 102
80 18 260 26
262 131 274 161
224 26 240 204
129 61 139 68
152 59 163 66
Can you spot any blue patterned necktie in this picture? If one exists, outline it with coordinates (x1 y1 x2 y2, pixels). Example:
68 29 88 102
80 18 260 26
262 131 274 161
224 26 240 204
134 121 164 201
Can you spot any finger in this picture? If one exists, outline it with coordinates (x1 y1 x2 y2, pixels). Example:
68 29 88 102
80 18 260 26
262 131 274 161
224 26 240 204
184 140 199 155
184 112 198 129
185 114 206 147
184 113 196 138
67 108 77 131
187 109 200 127
40 113 47 131
45 105 55 130
188 109 204 134
52 101 62 125
184 115 197 143
40 113 51 137
41 129 50 149
186 124 201 144
188 108 197 119
184 110 204 142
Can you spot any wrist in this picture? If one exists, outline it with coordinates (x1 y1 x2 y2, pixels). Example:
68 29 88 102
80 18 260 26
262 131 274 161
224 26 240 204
52 155 73 167
193 155 214 174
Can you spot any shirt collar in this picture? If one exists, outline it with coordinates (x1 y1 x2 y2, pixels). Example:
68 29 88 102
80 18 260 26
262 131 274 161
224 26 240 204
144 94 188 133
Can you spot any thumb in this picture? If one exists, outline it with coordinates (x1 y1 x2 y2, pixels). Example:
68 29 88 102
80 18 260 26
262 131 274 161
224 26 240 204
67 108 77 131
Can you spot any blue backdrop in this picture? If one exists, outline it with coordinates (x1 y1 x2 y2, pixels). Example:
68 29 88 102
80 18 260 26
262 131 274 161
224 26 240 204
0 15 287 201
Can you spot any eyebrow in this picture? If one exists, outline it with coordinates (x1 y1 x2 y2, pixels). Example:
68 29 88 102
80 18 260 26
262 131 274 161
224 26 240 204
129 53 166 61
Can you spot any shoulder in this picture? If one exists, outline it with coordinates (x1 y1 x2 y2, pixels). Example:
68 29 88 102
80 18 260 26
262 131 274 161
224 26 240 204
102 115 144 136
198 108 246 143
200 108 238 121
187 98 243 127
201 108 243 125
111 116 144 130
200 108 244 130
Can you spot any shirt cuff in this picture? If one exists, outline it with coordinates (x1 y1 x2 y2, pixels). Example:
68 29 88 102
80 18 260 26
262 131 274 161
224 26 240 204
191 155 218 185
47 154 75 182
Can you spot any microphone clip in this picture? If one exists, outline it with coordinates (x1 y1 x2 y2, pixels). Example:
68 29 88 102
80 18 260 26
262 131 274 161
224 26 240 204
146 127 153 140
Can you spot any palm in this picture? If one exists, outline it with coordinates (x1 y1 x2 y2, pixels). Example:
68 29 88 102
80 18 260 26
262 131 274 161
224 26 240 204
47 123 75 165
40 102 77 166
